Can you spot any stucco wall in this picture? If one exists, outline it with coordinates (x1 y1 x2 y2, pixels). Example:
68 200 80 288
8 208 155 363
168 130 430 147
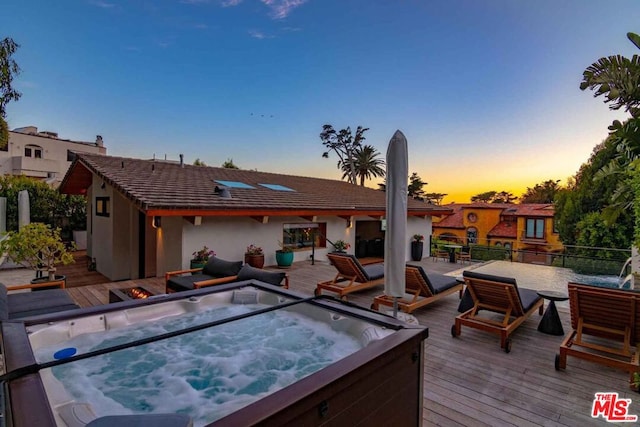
0 131 105 181
90 175 113 278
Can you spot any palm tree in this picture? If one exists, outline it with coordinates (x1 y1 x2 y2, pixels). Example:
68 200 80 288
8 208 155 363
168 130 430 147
320 124 369 185
339 145 385 186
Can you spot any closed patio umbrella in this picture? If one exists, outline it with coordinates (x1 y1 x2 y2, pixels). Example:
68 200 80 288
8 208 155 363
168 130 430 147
384 130 408 317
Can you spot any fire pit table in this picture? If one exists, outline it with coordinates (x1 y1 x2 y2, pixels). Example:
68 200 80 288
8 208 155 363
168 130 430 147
108 286 158 303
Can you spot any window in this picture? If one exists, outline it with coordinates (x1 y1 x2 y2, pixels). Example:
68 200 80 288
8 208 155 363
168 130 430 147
283 223 327 250
466 227 477 244
467 213 477 223
553 219 558 234
96 197 110 217
67 150 76 162
525 218 545 239
495 242 502 247
24 145 43 158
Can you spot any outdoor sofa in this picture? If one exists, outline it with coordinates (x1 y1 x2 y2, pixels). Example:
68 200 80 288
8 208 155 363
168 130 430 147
165 257 288 293
0 280 79 320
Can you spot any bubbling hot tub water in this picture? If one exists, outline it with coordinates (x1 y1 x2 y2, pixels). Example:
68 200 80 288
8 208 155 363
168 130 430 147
30 293 389 426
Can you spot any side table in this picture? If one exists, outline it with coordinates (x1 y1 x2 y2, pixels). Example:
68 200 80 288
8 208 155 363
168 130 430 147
536 290 569 336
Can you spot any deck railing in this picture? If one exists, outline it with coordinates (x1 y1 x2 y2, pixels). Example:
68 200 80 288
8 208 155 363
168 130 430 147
430 236 631 276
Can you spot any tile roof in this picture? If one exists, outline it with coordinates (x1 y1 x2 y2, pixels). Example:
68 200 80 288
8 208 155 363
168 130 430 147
487 221 517 238
432 204 465 229
61 153 452 217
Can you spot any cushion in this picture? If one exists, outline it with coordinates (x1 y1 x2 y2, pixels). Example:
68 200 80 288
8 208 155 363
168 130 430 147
202 257 243 278
236 264 286 286
423 270 460 294
362 263 384 281
462 270 518 286
7 288 79 319
167 273 211 292
518 288 543 312
0 284 8 321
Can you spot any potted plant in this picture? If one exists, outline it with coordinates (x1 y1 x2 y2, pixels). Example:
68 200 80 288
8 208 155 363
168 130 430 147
332 240 350 253
191 245 215 270
276 241 294 268
0 222 75 283
411 234 424 261
245 244 265 269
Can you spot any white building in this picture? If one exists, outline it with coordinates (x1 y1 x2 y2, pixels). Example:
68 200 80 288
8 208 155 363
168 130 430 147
0 126 106 186
61 153 452 281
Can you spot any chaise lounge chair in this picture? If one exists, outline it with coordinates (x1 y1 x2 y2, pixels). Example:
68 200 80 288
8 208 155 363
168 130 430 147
165 257 288 293
315 252 384 300
371 265 463 314
0 280 79 320
452 270 544 353
555 282 640 386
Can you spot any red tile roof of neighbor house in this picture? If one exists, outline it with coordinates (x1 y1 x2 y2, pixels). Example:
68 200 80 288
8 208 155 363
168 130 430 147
487 221 517 238
60 153 452 217
434 203 555 230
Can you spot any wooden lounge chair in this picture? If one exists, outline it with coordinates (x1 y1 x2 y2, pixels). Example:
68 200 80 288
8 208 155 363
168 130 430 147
452 270 544 353
315 253 384 300
556 282 640 386
371 265 463 314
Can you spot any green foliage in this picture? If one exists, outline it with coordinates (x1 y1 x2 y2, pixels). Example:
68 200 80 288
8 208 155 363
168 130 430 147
0 175 86 232
554 136 633 247
631 162 640 248
0 37 21 120
0 223 75 280
550 256 625 276
221 158 238 169
339 144 385 186
575 212 632 257
424 192 447 205
466 245 510 262
470 190 516 203
193 158 207 166
520 179 562 203
0 116 7 150
408 172 426 200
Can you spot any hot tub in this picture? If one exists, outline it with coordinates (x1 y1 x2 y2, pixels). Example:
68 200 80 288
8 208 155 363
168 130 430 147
1 281 428 426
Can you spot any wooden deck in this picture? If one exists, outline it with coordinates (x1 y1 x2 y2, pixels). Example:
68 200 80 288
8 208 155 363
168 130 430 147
58 258 636 426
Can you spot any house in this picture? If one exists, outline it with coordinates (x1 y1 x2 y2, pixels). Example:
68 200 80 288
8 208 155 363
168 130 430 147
432 203 563 263
0 126 106 186
60 153 451 281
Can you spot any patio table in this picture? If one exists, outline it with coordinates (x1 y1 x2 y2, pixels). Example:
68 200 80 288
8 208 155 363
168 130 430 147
443 244 462 263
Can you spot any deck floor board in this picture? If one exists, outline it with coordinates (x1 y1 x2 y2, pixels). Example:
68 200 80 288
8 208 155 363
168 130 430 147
6 256 633 426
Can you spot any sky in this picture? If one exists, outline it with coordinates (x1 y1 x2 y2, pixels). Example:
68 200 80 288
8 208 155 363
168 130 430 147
3 0 640 203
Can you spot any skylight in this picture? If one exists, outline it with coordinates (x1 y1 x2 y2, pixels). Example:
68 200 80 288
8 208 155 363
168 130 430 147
214 180 255 189
259 183 295 192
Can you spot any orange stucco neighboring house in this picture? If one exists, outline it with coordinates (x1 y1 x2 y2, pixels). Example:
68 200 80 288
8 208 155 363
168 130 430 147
432 203 563 264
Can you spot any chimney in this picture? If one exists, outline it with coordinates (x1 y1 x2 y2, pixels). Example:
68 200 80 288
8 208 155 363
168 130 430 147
180 154 184 168
214 186 232 199
96 135 103 147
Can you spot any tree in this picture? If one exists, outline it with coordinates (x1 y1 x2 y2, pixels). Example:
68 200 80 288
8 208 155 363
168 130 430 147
320 124 369 185
0 37 21 149
339 144 385 186
578 31 640 235
470 190 515 203
407 172 426 200
221 158 239 169
424 193 447 205
520 180 562 203
193 158 207 166
580 32 640 118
